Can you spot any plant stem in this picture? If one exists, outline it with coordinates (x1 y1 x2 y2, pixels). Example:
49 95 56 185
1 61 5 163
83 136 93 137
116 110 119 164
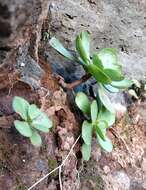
57 73 91 89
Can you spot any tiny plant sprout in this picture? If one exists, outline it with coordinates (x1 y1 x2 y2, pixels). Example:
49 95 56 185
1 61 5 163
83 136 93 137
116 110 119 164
49 31 133 161
12 96 52 147
75 93 113 161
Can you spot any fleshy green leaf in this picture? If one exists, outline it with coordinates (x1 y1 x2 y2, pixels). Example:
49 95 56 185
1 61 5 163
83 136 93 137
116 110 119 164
96 134 113 152
111 79 133 89
104 84 119 93
30 130 42 147
98 106 115 126
82 121 92 145
76 35 90 63
32 112 52 129
90 100 98 122
32 124 50 133
14 120 32 137
75 92 90 115
12 96 29 120
98 84 115 113
82 143 91 161
96 93 103 111
92 54 103 70
85 64 111 84
28 104 41 120
103 69 124 81
95 121 107 141
80 31 90 59
49 37 75 61
98 48 119 70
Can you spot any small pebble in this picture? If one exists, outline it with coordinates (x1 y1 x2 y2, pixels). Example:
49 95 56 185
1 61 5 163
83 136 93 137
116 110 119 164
103 165 110 174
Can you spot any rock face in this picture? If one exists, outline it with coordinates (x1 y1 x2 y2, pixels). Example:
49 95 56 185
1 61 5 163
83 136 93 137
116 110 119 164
109 171 130 190
0 0 48 47
0 0 49 89
0 0 146 190
0 0 51 189
46 0 146 81
45 4 146 189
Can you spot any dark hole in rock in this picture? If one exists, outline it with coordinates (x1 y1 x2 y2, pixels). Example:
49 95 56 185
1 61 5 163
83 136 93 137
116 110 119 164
0 46 11 51
0 47 11 64
0 20 11 37
121 46 124 52
65 13 76 19
0 3 10 19
51 59 88 92
0 51 8 64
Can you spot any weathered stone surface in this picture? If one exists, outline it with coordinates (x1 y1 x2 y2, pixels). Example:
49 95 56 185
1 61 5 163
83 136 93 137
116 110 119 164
102 171 131 190
0 0 146 190
0 0 52 189
0 0 48 46
111 171 130 190
0 0 49 88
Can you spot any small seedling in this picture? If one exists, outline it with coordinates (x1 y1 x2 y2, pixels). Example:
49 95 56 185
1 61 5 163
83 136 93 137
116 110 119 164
75 92 115 160
43 32 49 41
12 96 52 146
49 31 133 160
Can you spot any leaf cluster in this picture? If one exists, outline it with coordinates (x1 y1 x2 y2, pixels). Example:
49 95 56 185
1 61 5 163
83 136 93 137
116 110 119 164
75 92 115 160
13 96 52 146
49 31 133 161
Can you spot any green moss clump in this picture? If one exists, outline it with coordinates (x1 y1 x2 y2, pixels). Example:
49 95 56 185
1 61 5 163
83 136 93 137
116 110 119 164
48 158 58 177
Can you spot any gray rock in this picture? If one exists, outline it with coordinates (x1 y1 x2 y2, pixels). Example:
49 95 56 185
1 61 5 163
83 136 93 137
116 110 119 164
17 44 44 89
0 1 52 189
112 171 130 190
102 171 131 190
0 0 49 88
35 159 48 172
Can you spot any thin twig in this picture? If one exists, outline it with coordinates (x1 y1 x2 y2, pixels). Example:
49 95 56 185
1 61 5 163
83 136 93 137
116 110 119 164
110 127 131 155
59 167 63 190
28 135 81 190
